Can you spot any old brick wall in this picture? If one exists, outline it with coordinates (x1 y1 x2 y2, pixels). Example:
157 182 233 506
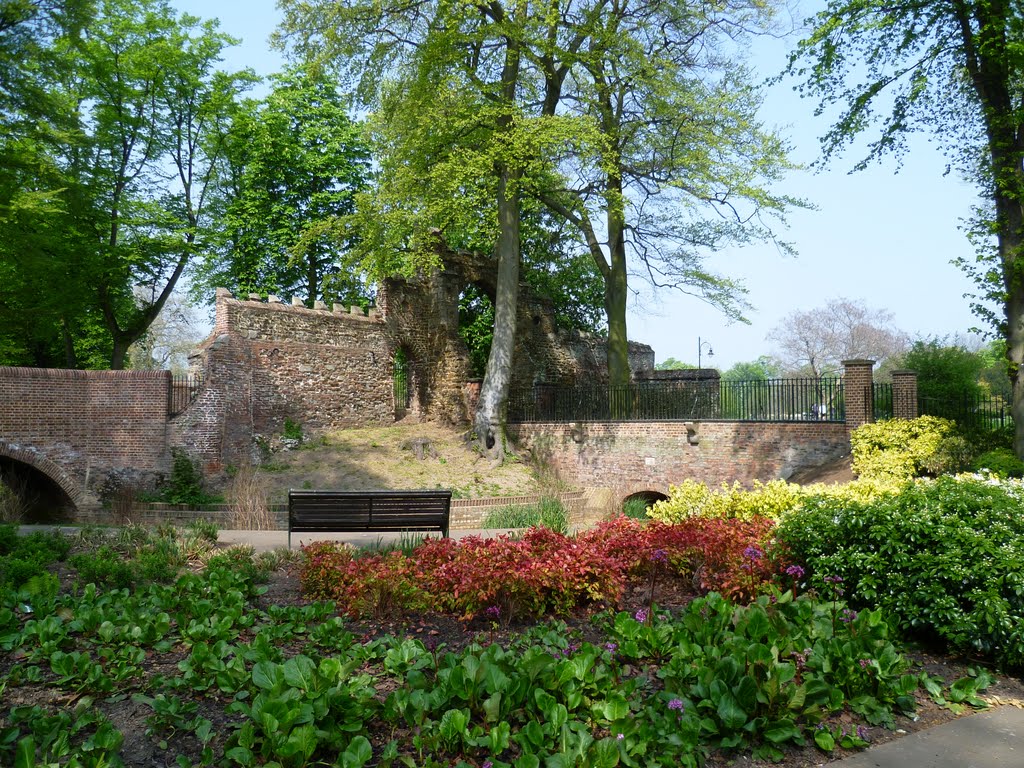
174 290 394 470
0 366 172 507
508 420 851 495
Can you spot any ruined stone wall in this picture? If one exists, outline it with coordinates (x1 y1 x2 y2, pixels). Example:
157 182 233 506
174 290 394 470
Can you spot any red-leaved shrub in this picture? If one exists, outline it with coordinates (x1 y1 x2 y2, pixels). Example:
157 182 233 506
299 515 784 619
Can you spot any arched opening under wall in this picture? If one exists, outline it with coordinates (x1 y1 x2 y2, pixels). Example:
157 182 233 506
621 490 670 518
0 456 76 524
393 346 427 420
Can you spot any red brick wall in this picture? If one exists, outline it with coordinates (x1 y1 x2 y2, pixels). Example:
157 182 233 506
0 366 172 504
508 420 851 494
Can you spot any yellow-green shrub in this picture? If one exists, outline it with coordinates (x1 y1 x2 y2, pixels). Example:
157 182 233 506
648 476 902 523
851 416 971 481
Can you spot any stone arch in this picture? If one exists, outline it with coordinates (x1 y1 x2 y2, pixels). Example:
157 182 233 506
0 441 82 521
621 489 670 515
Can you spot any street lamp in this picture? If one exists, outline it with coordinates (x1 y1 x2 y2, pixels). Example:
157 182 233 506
698 337 714 371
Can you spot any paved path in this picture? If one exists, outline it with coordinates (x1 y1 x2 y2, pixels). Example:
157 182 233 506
830 707 1024 767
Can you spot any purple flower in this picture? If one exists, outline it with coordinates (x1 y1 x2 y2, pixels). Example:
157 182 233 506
651 548 669 564
841 608 858 623
824 575 844 584
668 698 685 712
785 565 805 579
483 761 493 768
485 605 501 620
605 642 618 653
743 545 763 562
617 733 625 741
634 608 649 623
857 725 869 741
859 658 872 669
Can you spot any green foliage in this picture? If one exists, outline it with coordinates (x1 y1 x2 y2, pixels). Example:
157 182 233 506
775 475 1024 668
2 0 253 368
482 498 569 533
621 497 651 520
655 357 694 370
721 356 784 382
851 417 971 480
458 285 494 380
972 448 1024 478
902 339 985 402
157 449 214 506
282 419 304 442
194 64 372 305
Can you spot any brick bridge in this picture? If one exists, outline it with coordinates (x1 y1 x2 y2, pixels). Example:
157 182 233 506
0 289 920 523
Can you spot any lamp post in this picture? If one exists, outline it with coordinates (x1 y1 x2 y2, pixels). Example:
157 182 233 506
698 337 714 371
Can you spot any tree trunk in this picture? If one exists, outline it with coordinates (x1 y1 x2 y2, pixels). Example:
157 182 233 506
475 167 521 462
605 169 630 388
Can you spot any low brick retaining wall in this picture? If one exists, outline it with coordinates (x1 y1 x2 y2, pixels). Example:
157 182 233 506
91 491 590 531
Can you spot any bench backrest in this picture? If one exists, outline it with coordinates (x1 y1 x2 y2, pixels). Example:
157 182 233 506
288 489 452 543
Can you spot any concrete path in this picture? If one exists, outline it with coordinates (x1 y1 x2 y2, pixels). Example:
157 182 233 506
830 707 1024 768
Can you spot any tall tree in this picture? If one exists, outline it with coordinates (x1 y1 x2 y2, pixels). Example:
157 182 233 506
277 0 555 459
1 0 250 369
766 298 909 378
196 65 372 305
789 0 1024 456
532 0 801 386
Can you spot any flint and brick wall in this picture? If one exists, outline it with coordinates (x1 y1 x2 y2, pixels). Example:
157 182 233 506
508 420 852 493
174 290 394 470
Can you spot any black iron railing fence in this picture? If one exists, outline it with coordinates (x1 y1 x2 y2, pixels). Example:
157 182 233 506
168 374 203 416
507 377 845 423
919 393 1010 431
872 383 893 421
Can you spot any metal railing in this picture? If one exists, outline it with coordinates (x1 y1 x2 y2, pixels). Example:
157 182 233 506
872 383 893 421
507 377 845 423
919 393 1010 431
168 374 203 416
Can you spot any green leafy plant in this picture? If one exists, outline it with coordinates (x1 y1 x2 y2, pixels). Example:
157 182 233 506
775 475 1024 668
282 418 304 442
971 447 1024 477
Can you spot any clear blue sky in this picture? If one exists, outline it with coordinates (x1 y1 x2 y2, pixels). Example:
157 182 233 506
174 0 985 370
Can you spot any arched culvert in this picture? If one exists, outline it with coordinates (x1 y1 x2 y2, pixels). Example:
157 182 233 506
0 456 77 524
622 490 670 518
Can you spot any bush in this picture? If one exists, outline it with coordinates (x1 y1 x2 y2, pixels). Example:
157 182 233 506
648 477 900 524
774 475 1024 668
621 497 650 520
850 416 971 480
158 448 213 506
70 546 136 590
971 448 1024 478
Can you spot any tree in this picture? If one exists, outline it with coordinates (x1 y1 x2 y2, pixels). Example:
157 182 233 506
767 298 909 378
126 288 203 374
277 0 558 460
655 358 694 371
195 65 372 306
532 0 801 387
721 356 783 381
0 0 249 369
901 339 985 403
789 0 1024 456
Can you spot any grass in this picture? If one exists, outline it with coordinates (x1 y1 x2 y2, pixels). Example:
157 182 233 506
482 497 569 533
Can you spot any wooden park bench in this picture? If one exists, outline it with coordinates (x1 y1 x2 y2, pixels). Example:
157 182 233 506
287 488 452 548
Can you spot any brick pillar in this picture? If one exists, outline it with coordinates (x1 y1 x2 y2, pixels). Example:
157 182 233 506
842 359 876 432
891 370 919 420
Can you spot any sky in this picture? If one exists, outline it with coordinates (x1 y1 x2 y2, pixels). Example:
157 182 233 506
172 0 986 370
